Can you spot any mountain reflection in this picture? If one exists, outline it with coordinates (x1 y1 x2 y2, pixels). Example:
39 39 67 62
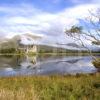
0 55 97 76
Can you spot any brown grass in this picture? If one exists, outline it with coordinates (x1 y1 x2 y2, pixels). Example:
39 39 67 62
0 74 99 100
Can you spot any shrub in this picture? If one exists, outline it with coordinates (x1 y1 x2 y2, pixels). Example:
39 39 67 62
92 58 100 68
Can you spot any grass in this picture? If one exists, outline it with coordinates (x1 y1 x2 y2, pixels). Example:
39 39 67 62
92 58 100 68
0 74 99 100
0 52 100 56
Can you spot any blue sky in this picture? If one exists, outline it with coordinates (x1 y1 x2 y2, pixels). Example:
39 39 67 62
0 0 99 12
0 0 86 12
0 0 100 45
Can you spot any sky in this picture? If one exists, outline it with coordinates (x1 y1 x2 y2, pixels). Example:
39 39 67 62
0 0 100 45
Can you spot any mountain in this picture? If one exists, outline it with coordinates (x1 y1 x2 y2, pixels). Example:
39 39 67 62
0 33 41 49
0 33 99 52
56 43 83 48
66 43 82 48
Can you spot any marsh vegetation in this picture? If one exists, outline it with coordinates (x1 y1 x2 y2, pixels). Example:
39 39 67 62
0 74 100 100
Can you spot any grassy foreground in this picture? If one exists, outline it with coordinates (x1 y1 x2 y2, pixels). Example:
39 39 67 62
0 74 100 100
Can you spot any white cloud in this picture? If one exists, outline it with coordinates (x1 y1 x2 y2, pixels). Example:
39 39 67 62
69 0 100 4
60 4 99 19
91 0 100 3
0 3 99 46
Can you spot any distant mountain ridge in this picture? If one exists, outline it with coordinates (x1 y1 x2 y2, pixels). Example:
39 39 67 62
0 33 99 52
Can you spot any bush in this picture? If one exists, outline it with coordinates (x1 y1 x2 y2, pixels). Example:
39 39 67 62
0 48 16 54
92 58 100 68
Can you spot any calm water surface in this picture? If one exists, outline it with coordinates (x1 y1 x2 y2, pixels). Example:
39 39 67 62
0 55 99 76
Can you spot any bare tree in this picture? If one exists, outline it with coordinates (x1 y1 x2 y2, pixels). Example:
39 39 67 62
65 9 100 67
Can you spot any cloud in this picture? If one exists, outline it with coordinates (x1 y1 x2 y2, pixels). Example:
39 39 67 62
0 3 99 45
91 0 100 3
69 0 100 4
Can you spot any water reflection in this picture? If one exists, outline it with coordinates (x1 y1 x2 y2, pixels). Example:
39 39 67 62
0 55 98 76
